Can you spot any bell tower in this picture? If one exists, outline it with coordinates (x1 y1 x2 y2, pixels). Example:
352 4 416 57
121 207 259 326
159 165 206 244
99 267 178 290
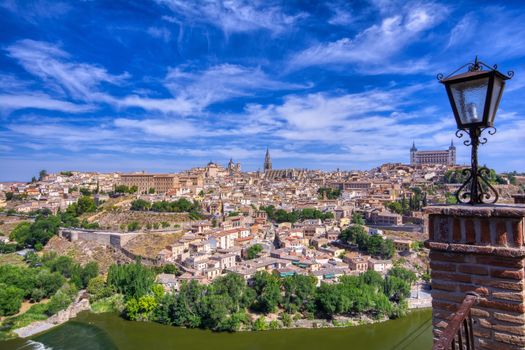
264 148 272 172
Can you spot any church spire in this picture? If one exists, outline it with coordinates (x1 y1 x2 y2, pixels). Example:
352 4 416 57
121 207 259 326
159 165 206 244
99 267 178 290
264 147 272 172
411 141 417 152
449 139 455 149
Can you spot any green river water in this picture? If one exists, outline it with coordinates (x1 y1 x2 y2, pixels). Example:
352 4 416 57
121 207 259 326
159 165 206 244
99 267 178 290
0 309 432 350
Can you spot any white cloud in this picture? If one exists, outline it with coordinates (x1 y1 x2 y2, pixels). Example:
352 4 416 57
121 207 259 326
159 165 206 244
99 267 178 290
118 64 309 115
6 39 129 101
156 0 306 34
114 118 199 138
147 26 171 42
290 2 447 70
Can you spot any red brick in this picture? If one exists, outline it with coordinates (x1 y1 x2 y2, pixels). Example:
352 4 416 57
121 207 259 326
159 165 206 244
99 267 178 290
430 251 465 263
465 218 476 244
480 219 491 244
513 220 523 247
479 299 525 313
458 264 489 275
433 271 472 283
432 299 458 312
494 332 525 346
431 291 465 303
458 284 489 295
429 261 456 272
492 292 524 302
432 281 457 292
470 307 490 317
473 328 492 339
490 268 524 280
497 221 509 246
478 338 524 350
492 323 525 336
493 312 525 325
453 217 462 242
437 216 450 241
428 216 435 240
469 276 524 291
475 256 524 268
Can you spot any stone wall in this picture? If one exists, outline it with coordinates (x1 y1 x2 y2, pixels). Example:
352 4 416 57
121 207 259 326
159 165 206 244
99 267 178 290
425 205 525 349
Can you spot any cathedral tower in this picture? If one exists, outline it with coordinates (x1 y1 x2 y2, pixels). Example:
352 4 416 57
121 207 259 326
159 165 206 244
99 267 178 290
264 148 272 172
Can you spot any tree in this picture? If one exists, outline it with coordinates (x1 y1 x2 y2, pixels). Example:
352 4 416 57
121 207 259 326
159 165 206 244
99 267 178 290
0 284 24 316
10 215 61 248
211 274 254 311
126 295 158 321
131 199 151 211
383 276 410 302
87 276 114 301
148 187 156 194
252 271 281 313
246 244 263 260
352 212 365 225
38 169 48 181
386 201 403 214
72 261 99 289
339 225 366 243
388 267 417 285
107 262 155 299
281 274 317 313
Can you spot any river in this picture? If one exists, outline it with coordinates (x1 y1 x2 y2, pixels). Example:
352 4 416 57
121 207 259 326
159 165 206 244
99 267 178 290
0 309 432 350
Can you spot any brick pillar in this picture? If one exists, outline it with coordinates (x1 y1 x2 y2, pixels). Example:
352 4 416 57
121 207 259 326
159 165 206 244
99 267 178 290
425 205 525 349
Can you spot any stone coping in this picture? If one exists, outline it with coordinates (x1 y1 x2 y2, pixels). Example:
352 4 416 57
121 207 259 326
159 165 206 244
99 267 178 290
424 204 525 218
425 240 525 258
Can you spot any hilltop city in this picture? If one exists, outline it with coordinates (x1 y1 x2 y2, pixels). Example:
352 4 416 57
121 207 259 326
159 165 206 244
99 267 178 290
1 144 524 335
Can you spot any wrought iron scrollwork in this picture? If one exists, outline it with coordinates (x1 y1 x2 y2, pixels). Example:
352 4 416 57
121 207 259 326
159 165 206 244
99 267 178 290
455 127 499 205
437 56 515 81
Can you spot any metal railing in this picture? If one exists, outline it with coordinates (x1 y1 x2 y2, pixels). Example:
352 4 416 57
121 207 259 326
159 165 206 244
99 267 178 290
433 292 479 350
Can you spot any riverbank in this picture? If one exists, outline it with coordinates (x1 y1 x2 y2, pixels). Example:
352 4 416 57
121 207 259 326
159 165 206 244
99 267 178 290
12 292 90 338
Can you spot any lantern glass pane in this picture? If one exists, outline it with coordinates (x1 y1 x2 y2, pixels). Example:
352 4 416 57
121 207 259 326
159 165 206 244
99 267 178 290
450 77 489 126
487 77 503 125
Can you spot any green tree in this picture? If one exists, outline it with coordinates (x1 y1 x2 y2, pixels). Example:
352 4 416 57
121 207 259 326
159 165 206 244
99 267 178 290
107 262 155 299
0 284 24 316
281 274 317 313
246 244 263 260
87 276 114 302
352 212 365 225
386 201 403 214
252 271 281 313
131 199 151 211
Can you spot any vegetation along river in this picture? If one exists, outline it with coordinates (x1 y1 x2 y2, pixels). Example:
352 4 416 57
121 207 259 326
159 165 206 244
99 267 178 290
0 308 431 350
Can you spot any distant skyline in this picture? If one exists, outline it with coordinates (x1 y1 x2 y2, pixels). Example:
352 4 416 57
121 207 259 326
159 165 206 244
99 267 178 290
1 0 525 181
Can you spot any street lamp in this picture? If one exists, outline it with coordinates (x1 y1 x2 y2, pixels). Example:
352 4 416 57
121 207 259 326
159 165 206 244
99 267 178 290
438 57 514 205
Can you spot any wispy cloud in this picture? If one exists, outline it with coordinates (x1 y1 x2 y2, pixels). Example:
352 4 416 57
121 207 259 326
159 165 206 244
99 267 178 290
157 0 306 34
6 39 129 101
290 2 447 71
147 26 171 42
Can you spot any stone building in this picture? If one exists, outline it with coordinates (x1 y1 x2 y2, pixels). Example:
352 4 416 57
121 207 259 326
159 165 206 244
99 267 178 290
119 173 178 193
410 141 456 166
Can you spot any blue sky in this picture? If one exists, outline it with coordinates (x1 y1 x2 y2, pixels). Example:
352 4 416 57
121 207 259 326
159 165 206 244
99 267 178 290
1 0 525 181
